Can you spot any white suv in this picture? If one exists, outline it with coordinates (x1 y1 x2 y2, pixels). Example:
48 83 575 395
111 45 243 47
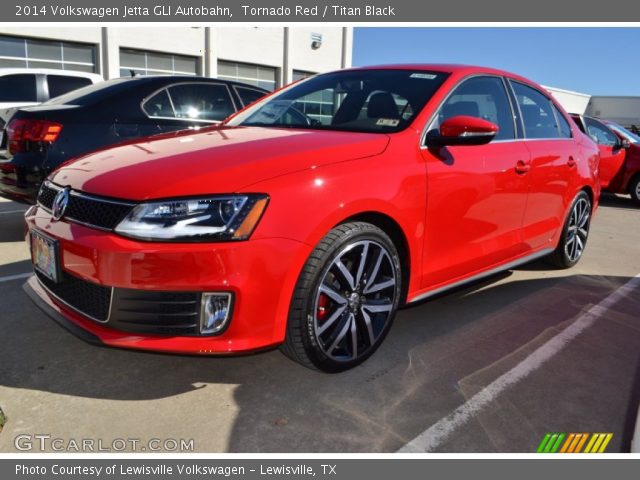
0 68 102 153
0 68 102 121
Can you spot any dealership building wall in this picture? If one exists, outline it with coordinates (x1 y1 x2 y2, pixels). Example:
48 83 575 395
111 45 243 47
0 27 353 90
544 86 591 116
546 86 640 129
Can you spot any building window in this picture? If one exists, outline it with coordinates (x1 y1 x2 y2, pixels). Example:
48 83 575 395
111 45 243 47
290 70 329 123
217 60 277 91
119 48 198 77
292 70 316 82
0 35 97 73
293 89 340 125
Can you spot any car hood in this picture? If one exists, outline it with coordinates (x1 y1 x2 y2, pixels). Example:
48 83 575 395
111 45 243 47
49 126 390 200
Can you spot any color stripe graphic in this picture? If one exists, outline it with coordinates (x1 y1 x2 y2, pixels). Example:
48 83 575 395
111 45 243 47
537 433 613 453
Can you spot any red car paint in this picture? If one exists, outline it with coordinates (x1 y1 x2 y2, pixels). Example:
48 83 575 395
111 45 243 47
24 65 600 355
571 114 640 202
601 120 640 196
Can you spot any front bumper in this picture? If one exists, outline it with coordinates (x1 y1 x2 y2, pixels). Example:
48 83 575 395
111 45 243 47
25 205 312 354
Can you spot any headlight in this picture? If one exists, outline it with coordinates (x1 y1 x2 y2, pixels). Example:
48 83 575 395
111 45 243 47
115 194 268 241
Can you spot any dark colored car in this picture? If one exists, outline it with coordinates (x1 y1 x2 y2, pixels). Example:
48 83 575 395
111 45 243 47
0 76 268 204
571 114 640 204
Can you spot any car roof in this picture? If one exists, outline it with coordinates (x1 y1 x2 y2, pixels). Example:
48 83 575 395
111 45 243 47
0 68 103 81
114 75 269 91
337 63 536 84
578 114 609 123
40 75 269 108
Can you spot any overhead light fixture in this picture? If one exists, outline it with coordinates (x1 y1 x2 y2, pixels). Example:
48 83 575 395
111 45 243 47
311 32 323 49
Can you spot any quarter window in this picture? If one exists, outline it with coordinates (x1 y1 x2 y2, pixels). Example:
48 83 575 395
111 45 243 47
436 76 515 140
142 89 175 118
552 105 573 138
234 86 266 107
512 82 565 139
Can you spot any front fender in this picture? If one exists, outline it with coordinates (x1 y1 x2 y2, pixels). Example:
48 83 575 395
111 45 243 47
240 145 427 298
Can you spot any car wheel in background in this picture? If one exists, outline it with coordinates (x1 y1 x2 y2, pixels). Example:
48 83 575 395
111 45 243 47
282 222 402 372
548 191 592 269
629 175 640 205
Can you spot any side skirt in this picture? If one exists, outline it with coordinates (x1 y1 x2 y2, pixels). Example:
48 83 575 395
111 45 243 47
408 248 554 304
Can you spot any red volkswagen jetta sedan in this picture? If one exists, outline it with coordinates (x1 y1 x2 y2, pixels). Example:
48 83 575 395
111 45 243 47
24 65 600 372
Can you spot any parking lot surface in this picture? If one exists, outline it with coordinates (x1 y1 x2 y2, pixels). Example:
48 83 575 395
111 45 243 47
0 194 639 453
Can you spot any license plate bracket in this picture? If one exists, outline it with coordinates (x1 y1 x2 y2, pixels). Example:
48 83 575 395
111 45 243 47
31 229 61 283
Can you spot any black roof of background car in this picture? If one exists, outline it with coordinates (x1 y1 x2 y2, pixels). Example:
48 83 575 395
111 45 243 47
43 75 269 107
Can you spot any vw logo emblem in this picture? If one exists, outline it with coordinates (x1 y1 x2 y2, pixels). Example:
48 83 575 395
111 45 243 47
52 187 70 221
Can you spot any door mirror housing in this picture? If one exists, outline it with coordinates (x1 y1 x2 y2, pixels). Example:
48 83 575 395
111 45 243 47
425 115 499 147
619 138 631 150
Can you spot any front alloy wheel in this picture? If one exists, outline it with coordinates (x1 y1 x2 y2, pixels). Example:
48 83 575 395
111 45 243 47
282 222 401 372
314 239 397 362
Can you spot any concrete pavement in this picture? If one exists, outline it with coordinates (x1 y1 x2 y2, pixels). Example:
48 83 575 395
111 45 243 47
0 194 638 452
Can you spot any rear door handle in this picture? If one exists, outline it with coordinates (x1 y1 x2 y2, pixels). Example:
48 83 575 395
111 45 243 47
567 156 577 168
515 160 530 174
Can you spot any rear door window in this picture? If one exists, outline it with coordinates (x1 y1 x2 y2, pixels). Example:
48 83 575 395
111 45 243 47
0 74 37 102
166 83 235 121
511 81 564 139
47 75 93 99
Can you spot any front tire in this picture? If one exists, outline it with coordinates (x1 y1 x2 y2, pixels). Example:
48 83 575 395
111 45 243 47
281 222 402 372
548 191 592 269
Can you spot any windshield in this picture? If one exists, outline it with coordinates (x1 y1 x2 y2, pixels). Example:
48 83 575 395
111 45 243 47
228 69 449 133
606 121 640 144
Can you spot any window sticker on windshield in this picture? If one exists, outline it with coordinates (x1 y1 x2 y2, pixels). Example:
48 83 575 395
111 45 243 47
376 118 400 127
245 100 295 124
410 73 437 80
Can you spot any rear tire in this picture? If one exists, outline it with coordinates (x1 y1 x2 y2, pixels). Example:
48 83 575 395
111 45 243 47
629 175 640 205
547 191 592 269
281 222 402 372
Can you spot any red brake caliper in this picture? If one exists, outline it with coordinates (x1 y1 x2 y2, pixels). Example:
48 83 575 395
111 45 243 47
317 293 330 322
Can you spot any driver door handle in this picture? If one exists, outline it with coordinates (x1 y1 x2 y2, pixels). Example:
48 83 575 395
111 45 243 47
515 160 530 175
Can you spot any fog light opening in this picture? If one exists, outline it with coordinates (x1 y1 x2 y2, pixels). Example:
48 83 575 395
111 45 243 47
200 292 233 335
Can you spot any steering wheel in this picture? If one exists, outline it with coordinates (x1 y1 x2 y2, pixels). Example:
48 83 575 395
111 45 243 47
282 105 321 127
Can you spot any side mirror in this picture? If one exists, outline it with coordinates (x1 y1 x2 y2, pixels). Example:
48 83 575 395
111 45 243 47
425 115 499 147
620 138 631 150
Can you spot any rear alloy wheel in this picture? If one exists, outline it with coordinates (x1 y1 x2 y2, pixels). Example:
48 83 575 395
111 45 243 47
548 191 592 269
629 176 640 205
282 222 401 372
